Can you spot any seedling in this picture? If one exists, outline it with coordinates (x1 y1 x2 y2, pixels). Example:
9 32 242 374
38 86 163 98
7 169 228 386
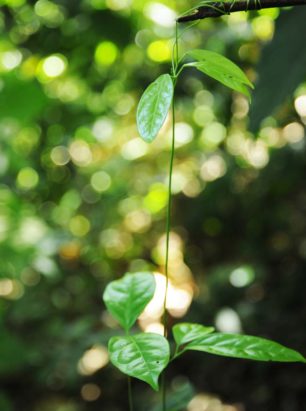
103 2 306 410
103 272 305 410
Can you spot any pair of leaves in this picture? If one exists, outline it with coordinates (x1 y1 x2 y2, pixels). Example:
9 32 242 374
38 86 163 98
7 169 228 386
103 272 170 390
136 49 253 143
173 322 305 363
103 273 305 392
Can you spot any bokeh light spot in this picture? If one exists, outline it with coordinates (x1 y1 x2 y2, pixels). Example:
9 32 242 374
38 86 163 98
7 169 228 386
200 155 226 182
147 40 171 63
121 138 148 160
252 16 274 40
95 41 118 67
1 50 22 71
294 95 306 117
91 171 111 192
175 123 194 147
81 383 101 401
69 140 92 167
69 215 90 237
145 3 176 27
283 122 304 144
143 183 168 214
51 146 70 165
3 0 25 7
17 167 39 189
139 272 193 325
34 0 64 27
42 54 67 78
215 308 241 333
78 345 109 376
106 0 131 10
200 122 227 149
230 265 255 288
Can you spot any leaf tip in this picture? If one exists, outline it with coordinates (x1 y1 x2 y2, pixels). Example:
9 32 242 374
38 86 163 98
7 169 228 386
150 380 159 391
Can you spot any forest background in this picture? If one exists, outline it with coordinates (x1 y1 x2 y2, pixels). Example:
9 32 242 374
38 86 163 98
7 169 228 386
1 0 306 410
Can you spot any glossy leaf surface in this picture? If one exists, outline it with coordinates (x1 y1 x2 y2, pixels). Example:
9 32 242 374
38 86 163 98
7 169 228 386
103 272 155 331
109 333 170 390
187 49 253 97
173 322 215 348
181 333 306 362
136 74 174 143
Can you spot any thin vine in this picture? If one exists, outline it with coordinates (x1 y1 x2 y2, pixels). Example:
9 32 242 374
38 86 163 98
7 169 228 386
160 21 181 411
102 3 306 411
128 377 134 411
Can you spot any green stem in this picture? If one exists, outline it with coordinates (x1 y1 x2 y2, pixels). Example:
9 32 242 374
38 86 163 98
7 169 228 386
161 86 175 411
128 377 134 411
162 91 176 336
161 370 167 411
161 21 178 411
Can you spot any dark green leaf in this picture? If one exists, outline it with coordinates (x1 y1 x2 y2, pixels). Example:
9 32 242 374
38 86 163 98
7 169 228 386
108 333 170 390
249 7 306 132
103 272 155 331
187 49 253 98
173 322 215 348
136 74 174 143
180 333 306 362
149 381 195 411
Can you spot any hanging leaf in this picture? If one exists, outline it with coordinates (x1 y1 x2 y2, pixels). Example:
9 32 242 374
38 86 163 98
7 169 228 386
173 323 215 348
109 333 170 391
186 49 253 98
136 74 174 143
103 272 155 332
179 332 306 362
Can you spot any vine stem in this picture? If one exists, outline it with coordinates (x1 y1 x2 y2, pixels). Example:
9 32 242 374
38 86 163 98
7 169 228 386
128 376 134 411
161 86 176 411
177 0 306 22
161 21 179 411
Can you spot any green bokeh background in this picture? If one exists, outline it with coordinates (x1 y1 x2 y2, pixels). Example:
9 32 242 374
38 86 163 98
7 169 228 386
1 1 306 410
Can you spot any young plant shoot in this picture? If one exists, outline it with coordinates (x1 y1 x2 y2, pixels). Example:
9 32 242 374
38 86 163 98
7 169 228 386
103 2 306 410
103 273 305 410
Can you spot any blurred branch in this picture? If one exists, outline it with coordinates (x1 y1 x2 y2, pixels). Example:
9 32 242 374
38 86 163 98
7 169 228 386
177 0 306 22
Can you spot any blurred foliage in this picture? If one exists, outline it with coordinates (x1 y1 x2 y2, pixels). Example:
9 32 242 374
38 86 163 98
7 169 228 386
0 1 306 411
249 6 306 132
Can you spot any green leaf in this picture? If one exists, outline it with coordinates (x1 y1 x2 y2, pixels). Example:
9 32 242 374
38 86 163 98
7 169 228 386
149 381 195 411
186 49 253 97
136 74 174 143
108 333 170 390
180 333 306 363
103 272 155 331
173 322 215 348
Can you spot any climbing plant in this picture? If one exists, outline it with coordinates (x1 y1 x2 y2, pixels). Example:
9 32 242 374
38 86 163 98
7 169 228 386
103 1 306 410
